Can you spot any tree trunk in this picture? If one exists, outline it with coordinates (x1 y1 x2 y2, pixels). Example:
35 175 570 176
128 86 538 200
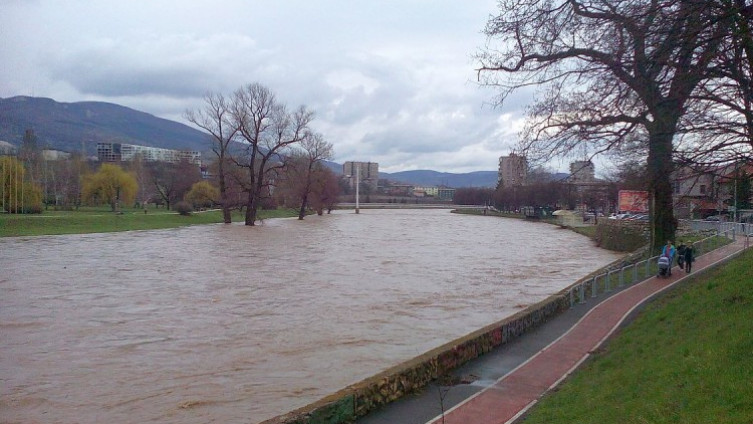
217 161 231 224
245 189 257 226
646 118 678 252
298 192 308 220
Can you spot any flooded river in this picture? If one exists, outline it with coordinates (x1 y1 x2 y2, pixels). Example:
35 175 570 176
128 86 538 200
1 209 621 423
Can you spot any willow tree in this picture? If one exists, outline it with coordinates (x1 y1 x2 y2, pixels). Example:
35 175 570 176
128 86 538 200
1 156 43 213
477 0 730 249
82 163 137 211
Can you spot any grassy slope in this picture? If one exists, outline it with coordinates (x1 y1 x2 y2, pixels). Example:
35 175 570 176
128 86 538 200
0 207 300 237
521 247 753 424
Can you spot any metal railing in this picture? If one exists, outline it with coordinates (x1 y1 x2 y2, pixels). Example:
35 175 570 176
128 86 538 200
685 220 753 238
567 229 745 306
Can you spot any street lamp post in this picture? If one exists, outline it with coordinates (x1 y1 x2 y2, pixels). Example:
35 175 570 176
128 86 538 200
355 162 360 214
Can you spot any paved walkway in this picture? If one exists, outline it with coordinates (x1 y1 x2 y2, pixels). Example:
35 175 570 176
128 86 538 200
431 237 748 424
358 236 749 424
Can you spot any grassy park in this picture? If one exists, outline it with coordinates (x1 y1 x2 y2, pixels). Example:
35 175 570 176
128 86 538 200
521 247 753 424
0 207 300 237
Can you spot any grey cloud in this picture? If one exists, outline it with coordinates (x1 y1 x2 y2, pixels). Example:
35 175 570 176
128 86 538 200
45 33 267 98
1 0 536 173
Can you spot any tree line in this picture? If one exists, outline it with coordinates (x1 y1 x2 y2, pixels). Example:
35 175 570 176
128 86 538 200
1 83 339 219
1 147 216 214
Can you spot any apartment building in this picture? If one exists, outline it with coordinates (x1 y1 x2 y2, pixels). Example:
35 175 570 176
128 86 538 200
498 153 528 188
97 142 201 166
343 161 379 191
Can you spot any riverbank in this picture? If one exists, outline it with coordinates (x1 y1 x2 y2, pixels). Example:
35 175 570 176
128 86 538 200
350 231 750 424
0 207 300 237
520 246 753 424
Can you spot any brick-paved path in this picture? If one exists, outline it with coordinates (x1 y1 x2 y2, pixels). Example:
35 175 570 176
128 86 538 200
428 237 749 424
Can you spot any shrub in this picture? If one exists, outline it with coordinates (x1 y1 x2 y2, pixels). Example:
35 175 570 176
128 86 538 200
184 181 218 209
174 201 193 216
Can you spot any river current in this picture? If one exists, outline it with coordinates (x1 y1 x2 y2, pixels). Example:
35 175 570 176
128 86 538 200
1 209 622 423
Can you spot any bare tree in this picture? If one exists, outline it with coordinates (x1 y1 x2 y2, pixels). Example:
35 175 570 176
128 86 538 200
124 154 154 209
678 0 753 165
232 83 314 226
148 160 202 210
478 0 730 249
310 167 341 214
291 132 333 220
185 92 239 223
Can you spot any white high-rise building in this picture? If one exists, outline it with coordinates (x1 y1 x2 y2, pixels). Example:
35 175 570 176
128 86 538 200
97 142 201 166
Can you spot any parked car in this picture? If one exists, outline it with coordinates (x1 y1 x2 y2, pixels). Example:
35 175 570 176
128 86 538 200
704 215 723 221
609 212 633 220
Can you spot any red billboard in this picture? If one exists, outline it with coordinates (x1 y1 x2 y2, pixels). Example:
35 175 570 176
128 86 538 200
618 190 649 213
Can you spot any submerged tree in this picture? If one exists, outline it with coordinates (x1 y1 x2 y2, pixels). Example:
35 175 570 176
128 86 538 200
289 131 333 220
478 0 732 249
310 167 340 214
185 92 240 223
232 83 314 226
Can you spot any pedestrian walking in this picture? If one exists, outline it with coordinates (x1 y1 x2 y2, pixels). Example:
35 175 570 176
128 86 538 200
684 244 694 273
677 241 686 269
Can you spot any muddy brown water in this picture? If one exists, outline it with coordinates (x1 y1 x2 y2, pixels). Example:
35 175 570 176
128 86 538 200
1 209 621 423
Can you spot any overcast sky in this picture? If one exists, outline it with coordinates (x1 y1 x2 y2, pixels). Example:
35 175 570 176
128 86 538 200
0 0 563 173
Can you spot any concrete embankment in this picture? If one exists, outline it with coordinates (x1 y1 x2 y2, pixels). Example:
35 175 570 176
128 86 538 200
260 264 618 424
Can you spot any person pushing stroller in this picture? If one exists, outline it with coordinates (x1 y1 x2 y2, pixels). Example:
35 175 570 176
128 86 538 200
659 240 676 277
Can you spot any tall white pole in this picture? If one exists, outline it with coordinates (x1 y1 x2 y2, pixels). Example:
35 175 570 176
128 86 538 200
355 162 360 214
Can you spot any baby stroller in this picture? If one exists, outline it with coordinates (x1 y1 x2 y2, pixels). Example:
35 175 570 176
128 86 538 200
657 255 671 278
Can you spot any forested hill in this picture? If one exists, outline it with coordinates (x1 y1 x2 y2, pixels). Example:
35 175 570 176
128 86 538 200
0 96 210 155
1 96 500 188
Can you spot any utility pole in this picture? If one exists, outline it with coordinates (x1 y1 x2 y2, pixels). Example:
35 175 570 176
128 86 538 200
734 162 739 223
355 162 360 214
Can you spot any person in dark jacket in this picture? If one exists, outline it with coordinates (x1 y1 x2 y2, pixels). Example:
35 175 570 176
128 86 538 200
684 244 694 273
677 241 686 269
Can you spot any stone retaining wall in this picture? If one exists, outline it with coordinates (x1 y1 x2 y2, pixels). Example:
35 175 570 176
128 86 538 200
261 292 574 424
594 220 649 251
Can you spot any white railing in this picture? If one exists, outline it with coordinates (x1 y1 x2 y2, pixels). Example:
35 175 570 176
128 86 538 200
567 229 744 306
684 219 753 238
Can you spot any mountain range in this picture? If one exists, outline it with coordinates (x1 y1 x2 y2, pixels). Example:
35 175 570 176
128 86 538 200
0 96 499 188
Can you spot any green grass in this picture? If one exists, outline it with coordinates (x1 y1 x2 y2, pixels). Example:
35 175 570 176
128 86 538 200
0 207 300 237
521 248 753 424
570 225 597 239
